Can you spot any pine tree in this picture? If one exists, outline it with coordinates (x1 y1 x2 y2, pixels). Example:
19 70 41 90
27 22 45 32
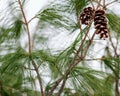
0 0 120 96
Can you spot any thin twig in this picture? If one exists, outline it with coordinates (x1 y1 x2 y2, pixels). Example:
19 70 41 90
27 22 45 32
84 57 105 61
94 0 117 10
31 21 40 50
56 78 66 96
47 77 63 96
18 0 32 54
105 0 117 7
103 0 117 10
28 15 38 24
115 38 118 52
78 18 83 31
31 59 45 96
90 0 95 10
108 30 118 57
83 31 96 57
94 1 104 9
115 78 120 96
74 24 92 58
23 66 35 70
96 0 102 10
103 0 106 7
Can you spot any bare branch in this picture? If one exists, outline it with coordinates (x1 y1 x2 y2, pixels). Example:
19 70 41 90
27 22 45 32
96 0 102 10
83 31 96 57
94 0 118 10
108 30 118 57
85 58 104 61
18 0 32 54
31 59 45 96
47 78 63 96
115 79 120 96
90 0 95 10
103 0 106 7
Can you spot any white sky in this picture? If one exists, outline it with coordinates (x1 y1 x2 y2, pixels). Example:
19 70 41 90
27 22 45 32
0 0 120 91
25 0 50 20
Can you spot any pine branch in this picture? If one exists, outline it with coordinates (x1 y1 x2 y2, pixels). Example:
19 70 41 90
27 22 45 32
56 78 66 96
48 22 93 96
31 59 45 96
47 77 63 96
18 0 32 54
108 30 118 57
115 78 120 96
56 23 98 96
18 1 44 96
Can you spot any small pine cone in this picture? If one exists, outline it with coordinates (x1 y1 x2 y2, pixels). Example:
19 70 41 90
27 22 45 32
80 7 94 25
94 9 108 39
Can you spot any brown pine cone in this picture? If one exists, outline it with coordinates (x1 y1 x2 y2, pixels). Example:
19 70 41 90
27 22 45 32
94 9 108 39
80 7 94 25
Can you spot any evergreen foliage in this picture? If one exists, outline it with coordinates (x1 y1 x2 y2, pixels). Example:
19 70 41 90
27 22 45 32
0 0 120 96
